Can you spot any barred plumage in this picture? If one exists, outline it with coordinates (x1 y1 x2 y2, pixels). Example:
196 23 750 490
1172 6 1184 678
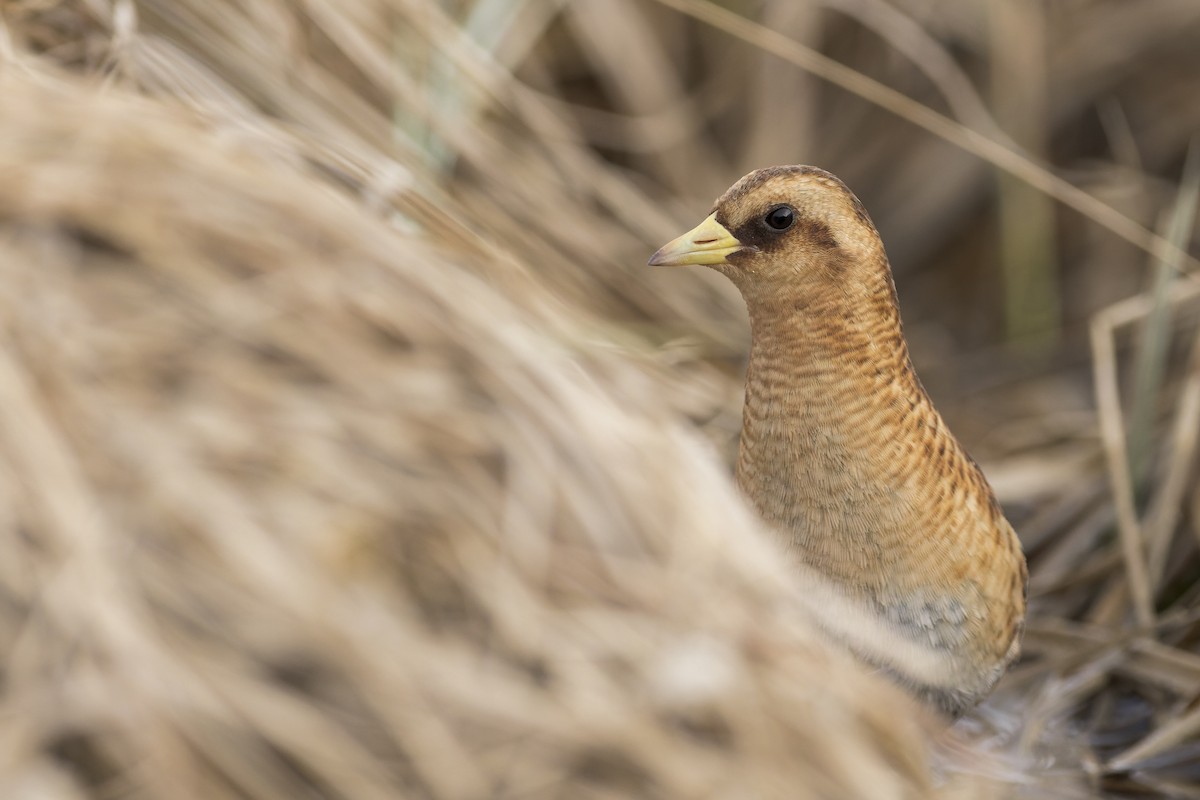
650 166 1027 715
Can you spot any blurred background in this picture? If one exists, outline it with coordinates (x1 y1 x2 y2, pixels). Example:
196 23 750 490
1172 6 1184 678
2 0 1200 797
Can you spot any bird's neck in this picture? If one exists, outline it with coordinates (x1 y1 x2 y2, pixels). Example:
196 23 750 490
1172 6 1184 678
735 263 932 588
740 264 915 418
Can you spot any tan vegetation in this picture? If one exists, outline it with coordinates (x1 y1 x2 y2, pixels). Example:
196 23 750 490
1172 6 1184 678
1 1 1199 797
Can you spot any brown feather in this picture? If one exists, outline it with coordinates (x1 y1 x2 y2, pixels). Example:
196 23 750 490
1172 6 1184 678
668 166 1027 714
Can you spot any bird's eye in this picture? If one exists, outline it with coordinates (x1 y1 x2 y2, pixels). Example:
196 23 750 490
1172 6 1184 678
764 205 795 231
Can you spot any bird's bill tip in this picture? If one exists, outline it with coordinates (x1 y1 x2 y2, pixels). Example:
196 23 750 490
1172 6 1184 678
647 213 747 267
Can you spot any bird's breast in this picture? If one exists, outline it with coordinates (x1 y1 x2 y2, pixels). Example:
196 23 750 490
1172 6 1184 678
736 337 920 593
733 322 1026 707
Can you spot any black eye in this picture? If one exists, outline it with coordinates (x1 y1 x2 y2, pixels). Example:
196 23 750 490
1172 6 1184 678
764 205 795 231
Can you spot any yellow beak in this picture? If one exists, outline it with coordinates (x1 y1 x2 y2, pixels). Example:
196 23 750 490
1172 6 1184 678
647 213 747 266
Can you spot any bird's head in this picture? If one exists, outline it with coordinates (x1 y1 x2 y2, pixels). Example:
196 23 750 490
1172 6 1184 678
648 166 886 307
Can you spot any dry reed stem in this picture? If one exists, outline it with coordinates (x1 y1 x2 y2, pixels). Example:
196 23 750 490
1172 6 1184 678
1091 314 1157 628
1088 276 1200 627
1107 696 1200 771
654 0 1200 274
827 0 1001 137
988 0 1059 346
0 56 965 800
4 1 1200 796
1145 325 1200 586
1129 149 1200 487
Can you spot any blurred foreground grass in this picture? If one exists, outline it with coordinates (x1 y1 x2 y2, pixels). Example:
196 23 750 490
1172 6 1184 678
2 1 1200 797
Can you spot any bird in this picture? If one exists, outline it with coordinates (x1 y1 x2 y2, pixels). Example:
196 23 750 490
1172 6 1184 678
649 165 1027 715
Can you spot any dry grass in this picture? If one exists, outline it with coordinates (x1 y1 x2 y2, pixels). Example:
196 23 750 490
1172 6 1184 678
0 59 954 800
2 0 1200 797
